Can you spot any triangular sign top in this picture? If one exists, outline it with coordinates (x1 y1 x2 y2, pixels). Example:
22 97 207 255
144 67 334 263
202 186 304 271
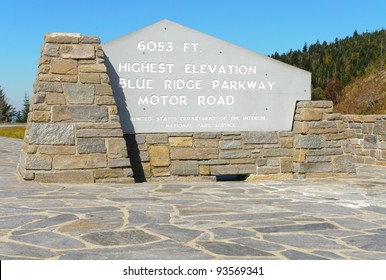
103 19 311 133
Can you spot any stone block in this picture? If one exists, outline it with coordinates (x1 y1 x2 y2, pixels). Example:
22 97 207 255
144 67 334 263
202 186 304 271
171 148 218 160
293 149 306 163
24 144 38 154
280 137 294 148
53 154 107 170
307 148 343 156
298 162 333 173
39 146 76 155
51 58 77 75
299 108 323 121
62 84 95 104
211 164 256 175
107 138 128 159
80 36 100 44
17 165 35 180
244 131 278 144
32 93 46 104
257 166 281 175
149 145 170 167
376 160 386 166
280 157 293 173
194 139 219 148
219 140 242 150
30 111 51 122
363 135 378 149
109 115 120 122
219 150 250 159
152 167 171 177
76 129 123 138
296 100 333 108
108 158 131 168
332 155 356 174
39 55 51 65
169 137 193 147
45 33 82 44
171 161 199 176
21 152 52 170
76 123 121 129
38 64 50 74
229 158 256 164
35 82 62 92
326 141 343 148
80 73 101 84
38 74 78 83
45 93 66 105
199 165 210 175
364 158 377 164
374 120 386 135
29 123 75 145
324 132 348 141
108 106 119 116
362 123 374 134
294 135 324 149
100 73 110 84
95 84 113 96
325 113 343 121
193 132 219 139
292 121 308 134
257 158 267 167
79 63 107 73
60 44 95 59
52 106 108 122
199 160 228 165
308 121 339 134
261 149 294 157
43 43 59 57
94 169 125 179
267 158 280 166
35 171 94 183
378 142 386 150
77 138 106 154
307 156 331 162
96 96 116 105
146 134 168 144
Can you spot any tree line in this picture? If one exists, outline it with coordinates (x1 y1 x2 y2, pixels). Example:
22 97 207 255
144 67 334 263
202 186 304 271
0 86 29 123
270 29 386 103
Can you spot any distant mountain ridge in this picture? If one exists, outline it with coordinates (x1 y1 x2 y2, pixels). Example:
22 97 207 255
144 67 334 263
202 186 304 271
270 29 386 114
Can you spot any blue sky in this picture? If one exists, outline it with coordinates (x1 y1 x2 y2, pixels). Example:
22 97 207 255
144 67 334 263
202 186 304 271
1 0 385 110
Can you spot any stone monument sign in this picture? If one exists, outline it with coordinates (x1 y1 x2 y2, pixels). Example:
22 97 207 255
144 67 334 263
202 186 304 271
103 19 311 133
18 21 359 183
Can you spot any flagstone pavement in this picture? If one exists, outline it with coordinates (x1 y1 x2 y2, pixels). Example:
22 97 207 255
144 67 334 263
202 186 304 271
1 136 386 260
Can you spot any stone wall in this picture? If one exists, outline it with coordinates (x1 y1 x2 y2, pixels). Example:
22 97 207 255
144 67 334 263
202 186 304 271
17 32 386 183
17 33 133 183
127 101 358 182
343 115 386 166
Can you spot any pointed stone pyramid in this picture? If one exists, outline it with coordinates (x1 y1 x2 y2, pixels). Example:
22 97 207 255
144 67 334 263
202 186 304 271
18 33 133 183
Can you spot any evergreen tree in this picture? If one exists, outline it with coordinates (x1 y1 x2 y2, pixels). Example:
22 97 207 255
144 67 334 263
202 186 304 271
17 92 30 123
270 28 386 101
0 86 17 123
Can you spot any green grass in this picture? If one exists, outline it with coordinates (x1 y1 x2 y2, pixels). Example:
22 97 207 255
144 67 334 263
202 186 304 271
0 126 26 139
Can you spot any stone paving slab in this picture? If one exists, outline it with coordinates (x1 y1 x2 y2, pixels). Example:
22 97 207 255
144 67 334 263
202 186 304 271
1 136 386 259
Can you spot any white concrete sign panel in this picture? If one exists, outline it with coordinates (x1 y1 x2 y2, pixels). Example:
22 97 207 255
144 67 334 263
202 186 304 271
103 20 311 133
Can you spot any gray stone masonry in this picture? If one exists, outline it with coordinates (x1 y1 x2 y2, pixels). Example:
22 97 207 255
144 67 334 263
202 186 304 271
343 115 386 166
128 101 359 181
17 33 133 183
16 32 386 183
